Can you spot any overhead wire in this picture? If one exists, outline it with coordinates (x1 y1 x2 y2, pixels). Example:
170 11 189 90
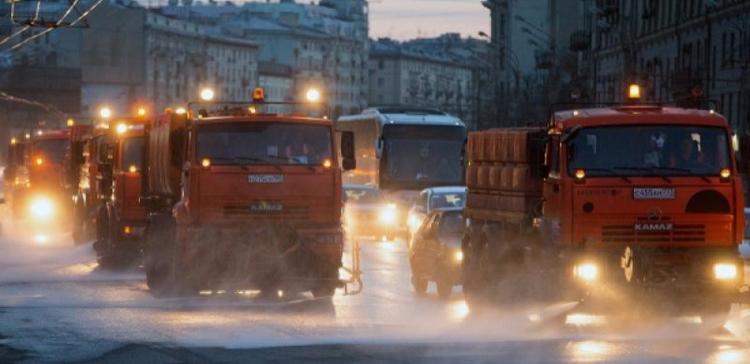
0 0 44 47
7 0 97 52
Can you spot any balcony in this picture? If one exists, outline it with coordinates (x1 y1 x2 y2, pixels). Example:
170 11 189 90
570 30 591 51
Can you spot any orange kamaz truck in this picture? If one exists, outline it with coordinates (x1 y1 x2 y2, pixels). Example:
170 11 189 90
462 91 746 308
70 114 149 268
141 89 359 297
19 129 72 230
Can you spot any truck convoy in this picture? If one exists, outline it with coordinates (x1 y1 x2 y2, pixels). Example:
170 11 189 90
338 108 467 235
462 90 746 308
140 90 359 297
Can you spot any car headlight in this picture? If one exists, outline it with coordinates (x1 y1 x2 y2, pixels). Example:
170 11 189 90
573 262 598 282
713 263 738 281
29 196 55 220
378 204 398 225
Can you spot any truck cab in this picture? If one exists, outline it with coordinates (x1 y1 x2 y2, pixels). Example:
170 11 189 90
24 129 71 228
143 95 357 297
546 105 745 293
91 119 148 268
462 99 746 308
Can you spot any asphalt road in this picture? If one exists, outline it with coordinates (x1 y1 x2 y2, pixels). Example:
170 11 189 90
0 224 750 363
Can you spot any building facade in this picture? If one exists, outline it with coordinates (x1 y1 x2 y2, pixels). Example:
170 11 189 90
368 36 482 128
160 0 369 118
584 0 750 133
83 0 259 117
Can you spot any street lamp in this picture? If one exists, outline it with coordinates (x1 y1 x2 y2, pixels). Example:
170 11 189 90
306 88 322 103
99 106 112 119
200 87 215 102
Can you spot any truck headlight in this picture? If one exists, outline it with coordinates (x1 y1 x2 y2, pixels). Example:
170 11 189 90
713 263 738 281
29 196 55 220
378 204 398 225
574 262 598 282
454 250 464 262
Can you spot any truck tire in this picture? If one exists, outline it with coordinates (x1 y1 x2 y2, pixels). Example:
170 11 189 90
311 285 337 298
411 276 428 295
144 213 176 296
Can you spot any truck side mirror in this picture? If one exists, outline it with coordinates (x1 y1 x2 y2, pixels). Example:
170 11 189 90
739 135 750 174
341 131 356 171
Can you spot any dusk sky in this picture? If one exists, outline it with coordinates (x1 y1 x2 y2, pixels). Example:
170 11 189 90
141 0 491 41
368 0 491 40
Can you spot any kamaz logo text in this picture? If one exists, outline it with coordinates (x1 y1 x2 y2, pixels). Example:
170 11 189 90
634 223 673 232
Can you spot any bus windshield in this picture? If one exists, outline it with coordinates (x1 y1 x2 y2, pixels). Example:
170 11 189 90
381 125 465 188
197 123 333 166
567 125 731 177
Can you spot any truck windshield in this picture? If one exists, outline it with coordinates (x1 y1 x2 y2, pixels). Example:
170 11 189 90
122 137 143 170
567 125 730 177
33 138 67 163
197 122 332 166
381 125 465 188
344 188 382 204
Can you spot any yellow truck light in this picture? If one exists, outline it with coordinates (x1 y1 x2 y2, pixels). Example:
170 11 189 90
574 262 598 282
575 169 586 180
720 168 731 179
201 158 211 168
128 165 138 173
99 106 112 119
200 87 215 101
713 263 738 281
306 88 322 103
628 84 641 100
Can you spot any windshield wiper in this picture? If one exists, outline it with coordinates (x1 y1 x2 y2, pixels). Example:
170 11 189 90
583 167 631 183
651 166 711 183
612 166 671 183
202 156 283 172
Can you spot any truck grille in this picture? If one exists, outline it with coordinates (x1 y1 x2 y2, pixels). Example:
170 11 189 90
601 218 705 244
223 205 310 220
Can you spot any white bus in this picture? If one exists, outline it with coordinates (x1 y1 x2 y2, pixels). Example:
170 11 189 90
337 107 467 223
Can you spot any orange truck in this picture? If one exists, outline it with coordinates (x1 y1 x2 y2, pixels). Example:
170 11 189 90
70 116 149 268
15 129 72 230
141 91 359 297
462 96 746 307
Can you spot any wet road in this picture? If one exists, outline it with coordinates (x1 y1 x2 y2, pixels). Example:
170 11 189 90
0 226 750 363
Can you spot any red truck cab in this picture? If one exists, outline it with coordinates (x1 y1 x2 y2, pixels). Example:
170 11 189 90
143 100 357 297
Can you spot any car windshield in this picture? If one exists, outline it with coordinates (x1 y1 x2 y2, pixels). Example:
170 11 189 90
344 188 382 204
429 192 466 210
567 125 730 176
382 125 465 187
33 138 67 163
197 123 332 166
121 136 143 170
438 211 464 238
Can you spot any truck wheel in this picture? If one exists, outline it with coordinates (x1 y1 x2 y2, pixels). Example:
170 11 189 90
145 214 176 297
437 281 453 299
411 276 428 295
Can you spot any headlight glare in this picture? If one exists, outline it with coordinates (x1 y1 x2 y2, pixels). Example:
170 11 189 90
574 262 598 282
713 263 738 281
29 196 55 220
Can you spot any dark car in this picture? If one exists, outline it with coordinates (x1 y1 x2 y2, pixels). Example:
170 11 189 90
408 208 464 299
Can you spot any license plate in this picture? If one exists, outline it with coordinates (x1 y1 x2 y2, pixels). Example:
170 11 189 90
249 175 284 184
634 222 673 232
633 188 675 200
250 201 283 213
